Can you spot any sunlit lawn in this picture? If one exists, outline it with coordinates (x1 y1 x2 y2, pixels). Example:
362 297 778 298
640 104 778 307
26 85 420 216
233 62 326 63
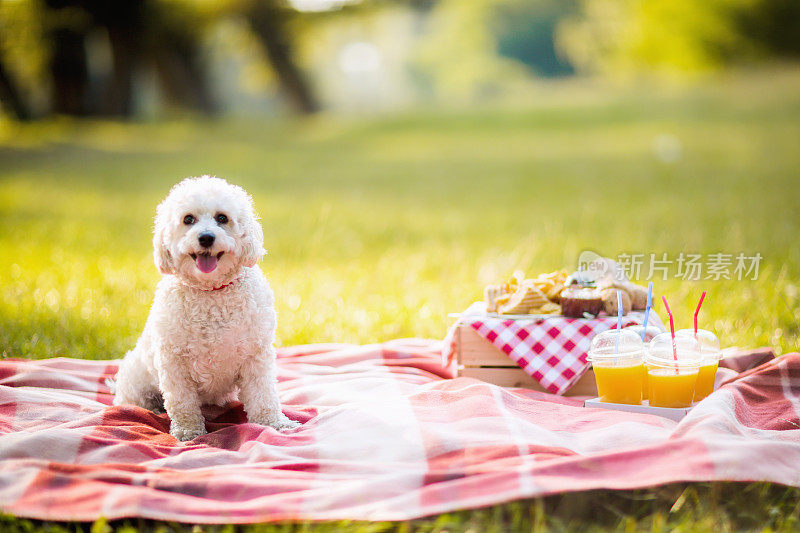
1 68 799 530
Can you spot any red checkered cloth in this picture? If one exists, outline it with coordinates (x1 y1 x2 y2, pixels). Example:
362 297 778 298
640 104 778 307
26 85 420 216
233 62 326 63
0 342 797 524
444 303 664 394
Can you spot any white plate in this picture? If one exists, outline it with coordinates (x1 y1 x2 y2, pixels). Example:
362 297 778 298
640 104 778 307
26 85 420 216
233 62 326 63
449 312 597 320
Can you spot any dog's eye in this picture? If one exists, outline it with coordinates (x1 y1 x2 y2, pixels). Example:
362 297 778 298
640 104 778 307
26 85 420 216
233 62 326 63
183 214 196 225
215 213 228 225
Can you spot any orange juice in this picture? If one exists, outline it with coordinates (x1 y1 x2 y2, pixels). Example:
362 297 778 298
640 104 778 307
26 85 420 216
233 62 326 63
693 362 718 401
589 329 645 405
624 325 661 400
676 329 722 402
641 365 649 400
594 363 645 405
648 368 698 408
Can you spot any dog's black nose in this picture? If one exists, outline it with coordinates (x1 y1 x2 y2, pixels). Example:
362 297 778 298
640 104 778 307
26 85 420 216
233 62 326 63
198 232 215 248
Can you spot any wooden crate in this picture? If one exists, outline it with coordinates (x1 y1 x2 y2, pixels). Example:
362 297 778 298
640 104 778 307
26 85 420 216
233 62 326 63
455 324 597 396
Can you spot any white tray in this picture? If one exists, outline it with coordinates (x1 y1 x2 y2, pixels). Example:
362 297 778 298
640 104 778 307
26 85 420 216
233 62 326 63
584 397 694 421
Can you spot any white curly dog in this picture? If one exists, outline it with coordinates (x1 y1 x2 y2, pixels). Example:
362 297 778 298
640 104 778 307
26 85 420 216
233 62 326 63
113 176 299 441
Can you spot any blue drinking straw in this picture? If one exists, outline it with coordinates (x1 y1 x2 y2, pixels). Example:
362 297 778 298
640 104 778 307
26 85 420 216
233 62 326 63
615 290 624 352
640 281 653 341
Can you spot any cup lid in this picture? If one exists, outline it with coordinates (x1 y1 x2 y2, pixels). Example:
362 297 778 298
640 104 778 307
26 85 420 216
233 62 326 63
676 328 722 360
587 329 644 360
625 324 665 343
646 332 702 367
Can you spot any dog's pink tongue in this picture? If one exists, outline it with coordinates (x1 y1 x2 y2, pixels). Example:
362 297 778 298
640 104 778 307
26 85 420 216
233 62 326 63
196 254 218 273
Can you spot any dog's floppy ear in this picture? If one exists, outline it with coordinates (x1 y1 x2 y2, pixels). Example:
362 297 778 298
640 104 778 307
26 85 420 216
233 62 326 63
239 196 266 268
153 205 176 275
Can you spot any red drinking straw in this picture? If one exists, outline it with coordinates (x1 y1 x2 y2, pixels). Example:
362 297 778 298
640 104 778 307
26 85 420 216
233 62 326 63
661 295 678 361
694 290 707 336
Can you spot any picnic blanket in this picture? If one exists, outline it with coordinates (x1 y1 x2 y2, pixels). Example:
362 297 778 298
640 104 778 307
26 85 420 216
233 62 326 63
0 341 797 523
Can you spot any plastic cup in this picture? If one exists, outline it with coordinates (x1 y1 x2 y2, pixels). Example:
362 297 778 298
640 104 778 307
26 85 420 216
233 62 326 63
645 333 702 408
625 324 665 399
677 328 722 401
588 329 645 405
625 324 665 343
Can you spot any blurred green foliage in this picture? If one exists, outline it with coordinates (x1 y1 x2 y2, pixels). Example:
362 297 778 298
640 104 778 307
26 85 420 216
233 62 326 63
413 0 580 98
412 0 533 101
559 0 800 76
3 0 799 119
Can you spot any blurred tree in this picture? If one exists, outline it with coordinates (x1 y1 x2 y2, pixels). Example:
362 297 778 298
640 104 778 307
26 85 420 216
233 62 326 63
41 0 215 116
737 0 800 58
0 55 32 120
0 0 48 117
246 0 318 114
44 0 92 115
98 0 144 116
1 0 319 118
558 0 800 76
148 1 216 114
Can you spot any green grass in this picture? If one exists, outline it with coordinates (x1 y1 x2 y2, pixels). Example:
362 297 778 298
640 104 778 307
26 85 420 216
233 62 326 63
1 67 799 530
2 483 800 532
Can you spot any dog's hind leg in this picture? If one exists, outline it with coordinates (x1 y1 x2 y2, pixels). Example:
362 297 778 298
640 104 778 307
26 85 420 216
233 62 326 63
113 349 163 413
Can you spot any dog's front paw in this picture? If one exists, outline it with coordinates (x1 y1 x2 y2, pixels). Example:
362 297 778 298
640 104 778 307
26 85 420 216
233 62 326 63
170 422 207 441
249 412 301 431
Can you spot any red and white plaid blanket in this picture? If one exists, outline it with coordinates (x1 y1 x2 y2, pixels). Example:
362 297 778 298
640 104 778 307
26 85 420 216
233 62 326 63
0 342 797 523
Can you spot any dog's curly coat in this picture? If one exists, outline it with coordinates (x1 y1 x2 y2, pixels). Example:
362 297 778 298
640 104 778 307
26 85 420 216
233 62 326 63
113 176 299 441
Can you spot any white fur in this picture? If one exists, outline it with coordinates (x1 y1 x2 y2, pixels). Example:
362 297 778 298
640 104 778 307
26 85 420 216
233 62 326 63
113 176 299 441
